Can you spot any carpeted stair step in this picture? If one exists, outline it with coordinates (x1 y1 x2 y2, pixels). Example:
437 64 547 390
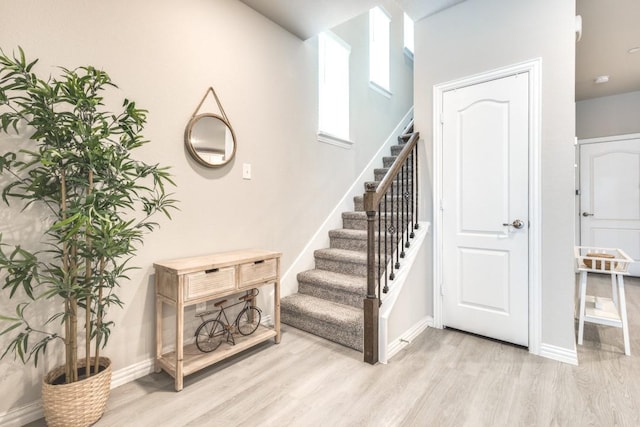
364 179 405 193
342 211 413 231
314 248 369 277
281 293 363 351
297 269 366 308
390 145 405 156
353 193 402 212
374 167 414 181
383 155 398 167
329 228 369 252
329 228 393 253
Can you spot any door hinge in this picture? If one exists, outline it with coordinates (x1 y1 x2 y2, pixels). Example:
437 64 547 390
440 283 444 296
575 189 580 196
440 113 444 124
440 199 444 212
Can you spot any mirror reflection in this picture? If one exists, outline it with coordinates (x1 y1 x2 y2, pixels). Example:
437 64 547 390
185 114 236 167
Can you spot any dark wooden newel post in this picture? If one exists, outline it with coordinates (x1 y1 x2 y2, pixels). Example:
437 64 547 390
364 183 379 364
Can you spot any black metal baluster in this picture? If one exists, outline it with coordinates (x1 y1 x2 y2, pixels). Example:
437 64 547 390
384 194 390 289
389 182 396 280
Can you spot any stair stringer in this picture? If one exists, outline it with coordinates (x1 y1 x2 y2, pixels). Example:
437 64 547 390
280 107 414 297
379 221 432 364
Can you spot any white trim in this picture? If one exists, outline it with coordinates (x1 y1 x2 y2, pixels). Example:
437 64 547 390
111 358 155 388
0 400 43 427
432 58 543 356
378 222 430 363
403 47 414 61
539 342 579 366
317 131 354 149
369 81 393 99
382 316 433 364
578 132 640 145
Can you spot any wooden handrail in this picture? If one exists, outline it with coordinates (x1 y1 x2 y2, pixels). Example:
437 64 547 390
364 132 419 212
363 130 419 364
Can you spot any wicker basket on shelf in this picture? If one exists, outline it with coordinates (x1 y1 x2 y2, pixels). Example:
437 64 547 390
583 252 615 270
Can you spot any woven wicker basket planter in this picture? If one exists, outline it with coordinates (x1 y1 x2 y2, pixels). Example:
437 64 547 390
42 357 112 427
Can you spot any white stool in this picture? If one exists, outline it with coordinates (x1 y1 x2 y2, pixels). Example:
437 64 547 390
575 246 633 356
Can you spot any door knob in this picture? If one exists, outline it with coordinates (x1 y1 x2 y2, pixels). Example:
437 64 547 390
502 219 525 229
582 212 594 217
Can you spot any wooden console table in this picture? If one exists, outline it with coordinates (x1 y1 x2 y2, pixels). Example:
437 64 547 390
154 249 281 391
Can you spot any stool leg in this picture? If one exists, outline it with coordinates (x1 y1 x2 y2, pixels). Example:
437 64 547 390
617 274 630 356
578 271 588 345
611 273 619 308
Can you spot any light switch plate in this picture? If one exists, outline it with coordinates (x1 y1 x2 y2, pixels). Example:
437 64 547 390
242 163 251 180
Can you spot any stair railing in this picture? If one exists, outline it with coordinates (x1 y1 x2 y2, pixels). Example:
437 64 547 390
363 125 420 364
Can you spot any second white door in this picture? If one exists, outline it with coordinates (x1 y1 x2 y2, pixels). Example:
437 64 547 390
580 136 640 276
442 73 529 346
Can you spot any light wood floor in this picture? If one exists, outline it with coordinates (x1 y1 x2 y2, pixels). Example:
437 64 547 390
28 275 640 426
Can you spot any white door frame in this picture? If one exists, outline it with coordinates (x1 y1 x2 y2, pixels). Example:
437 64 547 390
432 58 542 355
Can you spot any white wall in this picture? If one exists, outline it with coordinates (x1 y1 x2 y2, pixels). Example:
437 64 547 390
0 0 413 418
414 0 576 351
577 90 640 139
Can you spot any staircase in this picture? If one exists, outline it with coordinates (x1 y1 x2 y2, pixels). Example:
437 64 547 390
281 140 410 352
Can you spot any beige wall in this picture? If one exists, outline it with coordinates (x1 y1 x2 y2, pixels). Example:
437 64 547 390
0 0 413 418
577 90 640 139
414 0 576 351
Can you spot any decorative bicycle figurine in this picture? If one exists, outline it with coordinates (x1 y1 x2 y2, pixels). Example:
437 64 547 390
194 289 262 352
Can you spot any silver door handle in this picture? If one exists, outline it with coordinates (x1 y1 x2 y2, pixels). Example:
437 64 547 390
502 219 525 229
582 212 594 217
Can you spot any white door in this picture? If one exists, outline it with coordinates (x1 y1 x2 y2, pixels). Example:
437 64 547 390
442 73 529 346
579 136 640 276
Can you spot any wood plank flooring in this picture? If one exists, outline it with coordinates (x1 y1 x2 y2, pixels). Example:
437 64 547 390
27 275 640 426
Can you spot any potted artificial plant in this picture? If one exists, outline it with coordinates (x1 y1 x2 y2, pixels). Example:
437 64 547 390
0 48 177 426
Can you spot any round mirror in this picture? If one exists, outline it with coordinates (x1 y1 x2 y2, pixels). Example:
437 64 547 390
184 113 236 167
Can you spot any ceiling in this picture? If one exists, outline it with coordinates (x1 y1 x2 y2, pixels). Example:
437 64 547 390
238 0 463 40
238 0 640 102
576 0 640 101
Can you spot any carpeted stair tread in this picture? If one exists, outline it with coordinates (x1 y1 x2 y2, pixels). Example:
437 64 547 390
329 228 368 241
314 247 368 265
390 145 404 156
281 294 363 351
298 269 367 293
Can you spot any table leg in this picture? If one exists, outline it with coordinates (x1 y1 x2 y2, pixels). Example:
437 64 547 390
577 271 588 345
155 297 163 374
617 274 631 356
611 272 619 308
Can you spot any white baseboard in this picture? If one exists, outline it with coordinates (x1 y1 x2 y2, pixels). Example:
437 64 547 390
111 357 156 388
0 400 43 427
383 316 433 364
0 357 156 427
539 342 579 366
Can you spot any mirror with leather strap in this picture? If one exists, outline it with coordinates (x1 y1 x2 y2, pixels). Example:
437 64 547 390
184 87 236 167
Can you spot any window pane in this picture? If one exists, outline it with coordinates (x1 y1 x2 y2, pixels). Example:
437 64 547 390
318 32 350 140
370 7 390 91
404 13 414 54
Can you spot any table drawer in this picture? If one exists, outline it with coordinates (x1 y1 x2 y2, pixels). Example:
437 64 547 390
239 259 277 287
185 266 235 300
